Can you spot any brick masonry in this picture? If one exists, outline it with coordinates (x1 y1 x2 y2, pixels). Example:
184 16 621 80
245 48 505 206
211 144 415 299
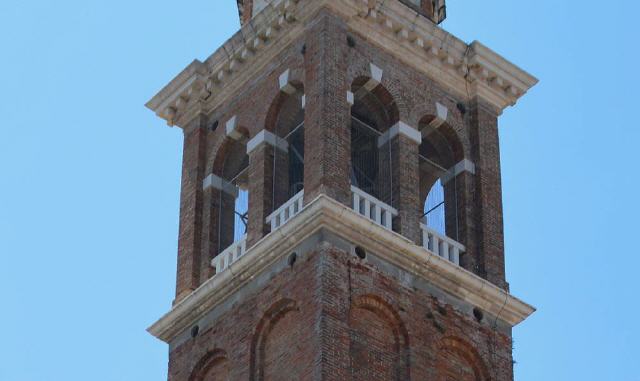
162 2 521 379
168 242 513 381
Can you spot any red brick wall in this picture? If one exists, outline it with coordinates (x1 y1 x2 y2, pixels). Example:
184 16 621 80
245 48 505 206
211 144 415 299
166 244 513 381
172 9 510 302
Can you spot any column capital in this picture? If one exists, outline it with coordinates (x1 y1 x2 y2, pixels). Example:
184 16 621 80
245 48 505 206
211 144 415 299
247 130 289 154
378 121 422 147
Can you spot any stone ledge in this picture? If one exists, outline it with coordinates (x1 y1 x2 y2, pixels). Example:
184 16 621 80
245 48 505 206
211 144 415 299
148 194 535 343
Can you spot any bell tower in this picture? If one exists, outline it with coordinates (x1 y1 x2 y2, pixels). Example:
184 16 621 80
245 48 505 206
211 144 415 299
146 1 537 380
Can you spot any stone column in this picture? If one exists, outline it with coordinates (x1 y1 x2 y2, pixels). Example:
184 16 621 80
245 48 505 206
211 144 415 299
302 10 351 206
174 115 208 303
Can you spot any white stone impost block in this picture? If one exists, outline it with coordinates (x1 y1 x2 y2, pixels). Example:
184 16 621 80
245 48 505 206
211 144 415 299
440 159 476 185
225 116 244 141
347 91 355 105
301 94 306 109
428 102 449 129
363 63 383 92
377 121 422 147
203 174 240 197
279 69 297 95
247 130 289 154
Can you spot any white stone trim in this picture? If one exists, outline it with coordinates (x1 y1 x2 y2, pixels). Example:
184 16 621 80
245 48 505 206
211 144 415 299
225 116 244 141
247 130 289 154
428 102 449 129
147 194 535 343
347 91 355 105
377 121 422 147
301 94 306 109
278 69 297 95
440 159 476 184
363 63 383 92
202 174 239 197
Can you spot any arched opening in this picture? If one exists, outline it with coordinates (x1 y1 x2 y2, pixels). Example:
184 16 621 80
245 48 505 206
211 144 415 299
350 78 398 206
270 83 305 213
418 116 465 263
217 137 249 257
419 130 457 236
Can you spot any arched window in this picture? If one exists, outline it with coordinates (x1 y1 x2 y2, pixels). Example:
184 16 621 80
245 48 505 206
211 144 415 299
350 78 398 206
218 139 249 254
271 84 305 211
419 117 465 265
419 133 455 236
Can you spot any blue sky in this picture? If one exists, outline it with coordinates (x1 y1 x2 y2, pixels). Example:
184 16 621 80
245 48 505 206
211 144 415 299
1 1 638 380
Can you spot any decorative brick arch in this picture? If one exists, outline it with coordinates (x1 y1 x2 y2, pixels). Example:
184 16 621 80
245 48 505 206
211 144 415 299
189 349 230 381
349 294 411 380
264 72 305 136
347 63 410 124
204 124 251 177
437 336 491 381
350 76 400 131
249 298 300 381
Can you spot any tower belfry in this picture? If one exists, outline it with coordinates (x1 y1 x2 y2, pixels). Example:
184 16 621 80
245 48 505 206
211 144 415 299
146 1 537 380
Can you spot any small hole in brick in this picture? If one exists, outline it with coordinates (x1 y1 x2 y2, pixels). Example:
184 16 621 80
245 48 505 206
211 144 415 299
191 325 200 338
433 321 446 334
437 305 447 316
288 252 298 267
301 44 306 55
426 311 435 320
473 307 484 322
210 120 219 131
355 246 366 259
347 35 356 48
456 102 466 115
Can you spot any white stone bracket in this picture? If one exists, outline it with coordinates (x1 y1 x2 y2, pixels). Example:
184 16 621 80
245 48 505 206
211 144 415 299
377 121 422 147
203 174 240 197
354 63 384 101
440 159 476 185
247 130 289 154
279 69 305 109
225 116 245 141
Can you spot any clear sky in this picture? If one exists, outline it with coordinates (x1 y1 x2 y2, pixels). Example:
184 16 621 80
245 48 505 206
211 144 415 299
1 1 638 380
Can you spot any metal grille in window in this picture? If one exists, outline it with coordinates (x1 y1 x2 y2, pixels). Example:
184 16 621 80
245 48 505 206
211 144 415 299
350 116 392 205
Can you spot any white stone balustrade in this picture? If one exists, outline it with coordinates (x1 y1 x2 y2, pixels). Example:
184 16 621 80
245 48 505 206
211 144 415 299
266 190 305 231
420 224 464 266
211 234 247 275
351 186 398 230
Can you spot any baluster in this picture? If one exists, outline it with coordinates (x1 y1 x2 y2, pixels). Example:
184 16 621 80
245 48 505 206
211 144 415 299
364 198 371 219
431 235 439 255
288 202 295 220
374 204 382 225
451 246 460 266
353 192 360 213
439 240 449 260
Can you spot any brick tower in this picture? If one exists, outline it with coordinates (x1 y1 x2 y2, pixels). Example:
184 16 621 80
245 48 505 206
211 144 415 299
146 1 537 380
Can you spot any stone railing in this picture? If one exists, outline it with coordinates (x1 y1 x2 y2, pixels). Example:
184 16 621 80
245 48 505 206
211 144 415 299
420 224 464 266
351 186 398 230
211 234 248 275
266 190 305 231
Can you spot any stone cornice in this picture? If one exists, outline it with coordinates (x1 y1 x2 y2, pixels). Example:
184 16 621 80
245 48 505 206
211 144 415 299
146 0 537 128
148 194 535 343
